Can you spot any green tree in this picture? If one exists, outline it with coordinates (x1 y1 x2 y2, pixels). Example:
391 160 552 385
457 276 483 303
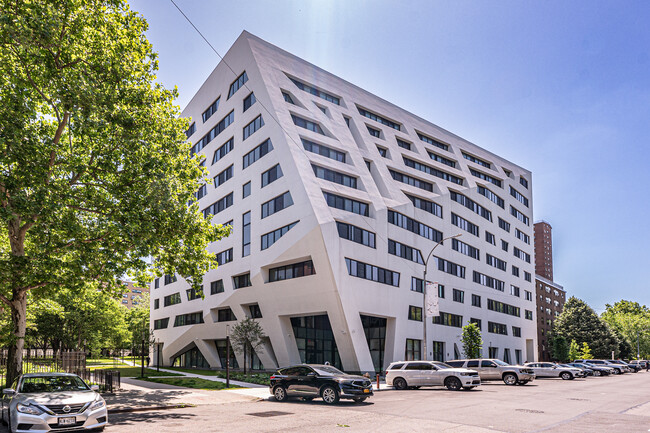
568 339 580 362
601 300 650 359
0 0 229 386
550 334 569 362
579 342 592 359
461 323 483 359
553 297 619 359
230 318 266 375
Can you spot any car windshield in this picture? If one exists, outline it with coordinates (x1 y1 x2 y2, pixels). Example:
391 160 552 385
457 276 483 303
433 362 453 369
312 366 345 376
493 359 509 366
20 376 89 393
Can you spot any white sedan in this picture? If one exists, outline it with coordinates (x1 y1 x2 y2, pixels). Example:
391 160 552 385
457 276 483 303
1 372 107 433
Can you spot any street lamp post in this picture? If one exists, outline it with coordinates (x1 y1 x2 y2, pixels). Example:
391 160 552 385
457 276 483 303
156 338 160 372
422 233 462 361
226 324 231 389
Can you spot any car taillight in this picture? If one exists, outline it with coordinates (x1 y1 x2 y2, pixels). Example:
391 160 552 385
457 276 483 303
385 371 388 376
270 376 276 380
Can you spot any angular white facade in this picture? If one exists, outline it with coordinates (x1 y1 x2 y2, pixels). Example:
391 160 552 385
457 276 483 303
151 31 538 373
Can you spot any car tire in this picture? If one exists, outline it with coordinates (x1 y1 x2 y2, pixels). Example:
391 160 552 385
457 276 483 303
353 397 367 403
517 380 530 385
593 370 601 377
444 377 462 391
503 373 518 385
613 369 621 375
560 372 573 380
273 386 288 402
393 377 408 390
321 385 340 405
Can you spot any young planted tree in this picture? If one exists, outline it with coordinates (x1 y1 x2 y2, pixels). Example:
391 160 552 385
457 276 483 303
579 342 593 360
0 0 229 386
568 339 580 362
461 323 483 359
230 318 266 375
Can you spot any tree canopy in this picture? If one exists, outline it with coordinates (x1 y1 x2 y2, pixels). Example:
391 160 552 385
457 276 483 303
601 300 650 359
0 0 229 385
461 323 483 359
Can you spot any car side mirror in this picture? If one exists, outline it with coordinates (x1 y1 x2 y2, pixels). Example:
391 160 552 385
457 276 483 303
552 366 557 369
307 372 317 377
90 385 100 392
2 388 15 397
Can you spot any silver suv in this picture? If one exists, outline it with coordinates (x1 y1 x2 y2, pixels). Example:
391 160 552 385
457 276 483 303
386 361 481 391
524 362 583 380
446 359 535 385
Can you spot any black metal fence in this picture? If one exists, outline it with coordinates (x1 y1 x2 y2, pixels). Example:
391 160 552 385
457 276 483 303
74 368 121 393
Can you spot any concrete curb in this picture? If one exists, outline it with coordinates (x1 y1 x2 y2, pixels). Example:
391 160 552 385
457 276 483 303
108 403 196 414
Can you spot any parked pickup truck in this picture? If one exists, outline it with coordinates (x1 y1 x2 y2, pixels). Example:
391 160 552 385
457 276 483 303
446 359 535 385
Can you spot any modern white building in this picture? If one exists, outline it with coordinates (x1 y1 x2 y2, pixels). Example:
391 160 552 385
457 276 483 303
150 31 538 373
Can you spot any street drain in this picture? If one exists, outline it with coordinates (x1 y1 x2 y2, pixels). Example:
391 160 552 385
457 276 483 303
568 398 590 401
516 409 545 414
247 411 293 418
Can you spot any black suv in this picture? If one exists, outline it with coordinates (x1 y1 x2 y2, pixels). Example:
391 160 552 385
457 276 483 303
270 364 373 404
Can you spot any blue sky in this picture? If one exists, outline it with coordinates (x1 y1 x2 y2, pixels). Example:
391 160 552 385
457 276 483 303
130 0 650 312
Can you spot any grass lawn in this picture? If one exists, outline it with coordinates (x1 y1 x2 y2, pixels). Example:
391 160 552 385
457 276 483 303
166 367 270 385
86 358 129 366
90 366 182 378
138 377 242 390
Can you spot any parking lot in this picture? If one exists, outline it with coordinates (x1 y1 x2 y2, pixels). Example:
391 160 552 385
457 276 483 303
44 370 650 433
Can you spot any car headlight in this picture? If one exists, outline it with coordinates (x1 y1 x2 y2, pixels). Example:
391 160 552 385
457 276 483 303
89 399 106 410
16 403 43 415
459 373 473 376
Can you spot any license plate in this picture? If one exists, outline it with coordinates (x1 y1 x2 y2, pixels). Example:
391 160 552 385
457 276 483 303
58 417 76 425
363 389 370 393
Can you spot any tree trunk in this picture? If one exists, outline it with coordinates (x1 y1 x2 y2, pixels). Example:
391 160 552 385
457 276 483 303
6 288 27 387
243 344 247 375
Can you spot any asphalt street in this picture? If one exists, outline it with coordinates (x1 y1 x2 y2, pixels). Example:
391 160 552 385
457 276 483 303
3 371 650 432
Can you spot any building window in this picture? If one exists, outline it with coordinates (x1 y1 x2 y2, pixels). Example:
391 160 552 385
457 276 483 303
215 248 233 266
477 185 504 208
243 138 273 169
174 312 204 327
289 77 340 104
269 260 316 282
488 321 508 335
486 254 507 271
501 240 509 252
520 177 529 189
513 326 521 337
194 184 207 200
498 218 510 232
163 293 181 307
433 256 466 279
471 294 481 308
388 210 442 243
233 273 251 289
388 239 424 264
210 280 224 295
212 137 234 165
228 71 248 99
485 231 496 245
389 169 433 192
405 339 421 361
292 114 324 134
524 271 532 282
510 206 530 226
411 277 424 293
525 290 532 301
515 228 530 244
243 115 264 140
243 92 256 112
376 146 388 157
450 191 492 221
312 164 357 188
510 186 529 207
396 138 411 150
462 152 491 168
403 156 463 185
186 287 202 301
470 318 482 330
488 299 520 317
217 308 236 322
261 191 293 218
510 285 520 297
408 306 423 321
453 289 464 303
336 221 375 248
185 122 196 138
525 310 533 320
242 211 251 257
243 181 251 198
452 238 480 260
357 106 401 130
202 97 220 123
202 192 234 218
213 165 234 188
191 111 234 155
282 91 295 104
153 318 169 330
154 278 159 289
154 299 159 309
451 213 479 237
513 247 531 263
512 266 520 277
470 168 502 188
261 221 299 250
367 125 381 137
473 271 505 291
345 258 400 287
301 138 346 163
323 192 369 216
417 132 448 151
164 274 177 285
406 194 443 218
427 150 456 168
249 304 262 319
433 312 463 328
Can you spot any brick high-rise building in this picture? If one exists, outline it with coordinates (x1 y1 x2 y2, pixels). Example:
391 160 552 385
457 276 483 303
534 221 553 281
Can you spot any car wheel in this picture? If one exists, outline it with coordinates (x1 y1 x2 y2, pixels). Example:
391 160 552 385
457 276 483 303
353 397 367 403
518 380 530 385
273 386 288 402
560 372 573 380
613 369 621 375
393 377 408 390
321 385 340 405
593 370 601 377
444 377 462 391
503 373 518 385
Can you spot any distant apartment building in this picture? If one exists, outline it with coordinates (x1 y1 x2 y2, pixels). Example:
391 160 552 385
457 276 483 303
120 281 148 309
533 221 565 361
150 31 538 373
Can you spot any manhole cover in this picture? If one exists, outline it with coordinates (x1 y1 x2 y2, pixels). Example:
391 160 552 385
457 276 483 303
247 411 293 418
568 398 590 401
516 409 545 414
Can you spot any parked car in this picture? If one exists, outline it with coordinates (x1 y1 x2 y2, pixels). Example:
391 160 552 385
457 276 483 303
609 360 640 373
269 364 373 404
523 362 582 380
558 364 591 377
565 362 611 376
385 361 481 391
446 359 535 385
1 372 107 433
629 360 648 369
574 359 626 374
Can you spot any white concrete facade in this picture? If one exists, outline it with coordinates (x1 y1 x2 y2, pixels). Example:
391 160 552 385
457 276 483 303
150 31 538 373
